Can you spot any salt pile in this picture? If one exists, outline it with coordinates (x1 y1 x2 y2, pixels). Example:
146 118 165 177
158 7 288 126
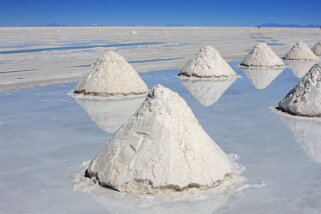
311 41 321 56
179 46 237 78
242 67 284 89
276 112 321 163
181 79 235 106
76 96 145 133
278 63 321 117
74 51 148 96
87 85 234 194
131 30 137 35
285 60 315 78
283 41 318 60
240 43 284 68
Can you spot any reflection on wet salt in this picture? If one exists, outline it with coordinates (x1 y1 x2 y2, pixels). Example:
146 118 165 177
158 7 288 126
284 60 316 78
275 110 321 163
75 95 145 133
180 78 236 106
241 67 284 89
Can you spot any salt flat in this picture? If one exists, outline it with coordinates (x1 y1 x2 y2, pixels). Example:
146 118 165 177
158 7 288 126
0 27 320 91
1 27 321 213
1 63 321 213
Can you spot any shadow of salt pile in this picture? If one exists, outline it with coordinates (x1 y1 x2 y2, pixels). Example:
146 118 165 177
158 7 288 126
276 111 321 163
285 60 316 78
180 78 236 106
75 96 145 133
84 185 231 214
241 67 284 89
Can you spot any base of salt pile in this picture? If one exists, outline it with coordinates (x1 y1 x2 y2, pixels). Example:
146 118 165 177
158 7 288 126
179 46 237 79
74 51 148 97
86 84 236 194
240 42 284 68
278 63 321 117
283 41 318 61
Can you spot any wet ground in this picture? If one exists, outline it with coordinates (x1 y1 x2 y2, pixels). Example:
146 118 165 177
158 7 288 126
1 61 321 214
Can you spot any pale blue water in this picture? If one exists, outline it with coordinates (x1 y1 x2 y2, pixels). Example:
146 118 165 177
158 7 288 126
0 42 163 55
0 62 321 214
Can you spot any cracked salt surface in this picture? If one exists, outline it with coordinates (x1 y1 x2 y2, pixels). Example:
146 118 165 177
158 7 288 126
1 62 321 213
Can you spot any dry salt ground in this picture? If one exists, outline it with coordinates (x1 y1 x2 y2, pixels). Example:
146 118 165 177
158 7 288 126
2 62 321 213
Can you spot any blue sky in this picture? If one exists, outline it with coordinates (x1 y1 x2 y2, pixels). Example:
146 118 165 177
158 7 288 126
0 0 320 26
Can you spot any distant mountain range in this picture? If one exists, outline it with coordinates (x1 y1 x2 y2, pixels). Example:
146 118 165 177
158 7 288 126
39 23 320 28
259 23 321 28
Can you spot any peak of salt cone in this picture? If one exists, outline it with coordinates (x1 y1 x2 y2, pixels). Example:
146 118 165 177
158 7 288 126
311 41 321 56
181 79 235 106
240 43 284 68
242 67 284 89
276 112 321 163
179 46 237 78
278 63 321 116
87 84 234 194
74 51 148 97
283 41 318 60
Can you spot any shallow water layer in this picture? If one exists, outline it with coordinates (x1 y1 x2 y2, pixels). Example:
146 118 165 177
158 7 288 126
1 62 321 213
0 42 163 55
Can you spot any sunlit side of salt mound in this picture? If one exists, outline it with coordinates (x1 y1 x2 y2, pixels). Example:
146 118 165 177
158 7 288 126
74 51 148 97
241 67 284 89
240 42 284 68
311 41 321 56
283 41 318 61
278 63 321 117
285 60 315 78
87 85 235 194
179 46 237 79
180 78 235 106
276 111 321 163
75 96 145 133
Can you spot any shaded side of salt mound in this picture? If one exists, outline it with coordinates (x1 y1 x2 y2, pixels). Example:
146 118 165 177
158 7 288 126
181 79 235 106
179 46 237 78
283 41 318 60
87 85 234 194
285 60 315 78
74 51 148 96
75 96 145 133
240 43 284 68
242 67 284 89
276 112 321 163
311 41 321 56
278 63 321 117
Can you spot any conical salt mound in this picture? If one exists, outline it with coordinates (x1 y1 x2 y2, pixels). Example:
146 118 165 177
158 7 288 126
242 67 284 89
87 85 234 194
278 63 321 117
76 96 145 133
74 51 148 96
179 46 237 78
240 43 284 68
276 112 321 163
311 41 321 56
283 41 318 60
181 79 235 106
